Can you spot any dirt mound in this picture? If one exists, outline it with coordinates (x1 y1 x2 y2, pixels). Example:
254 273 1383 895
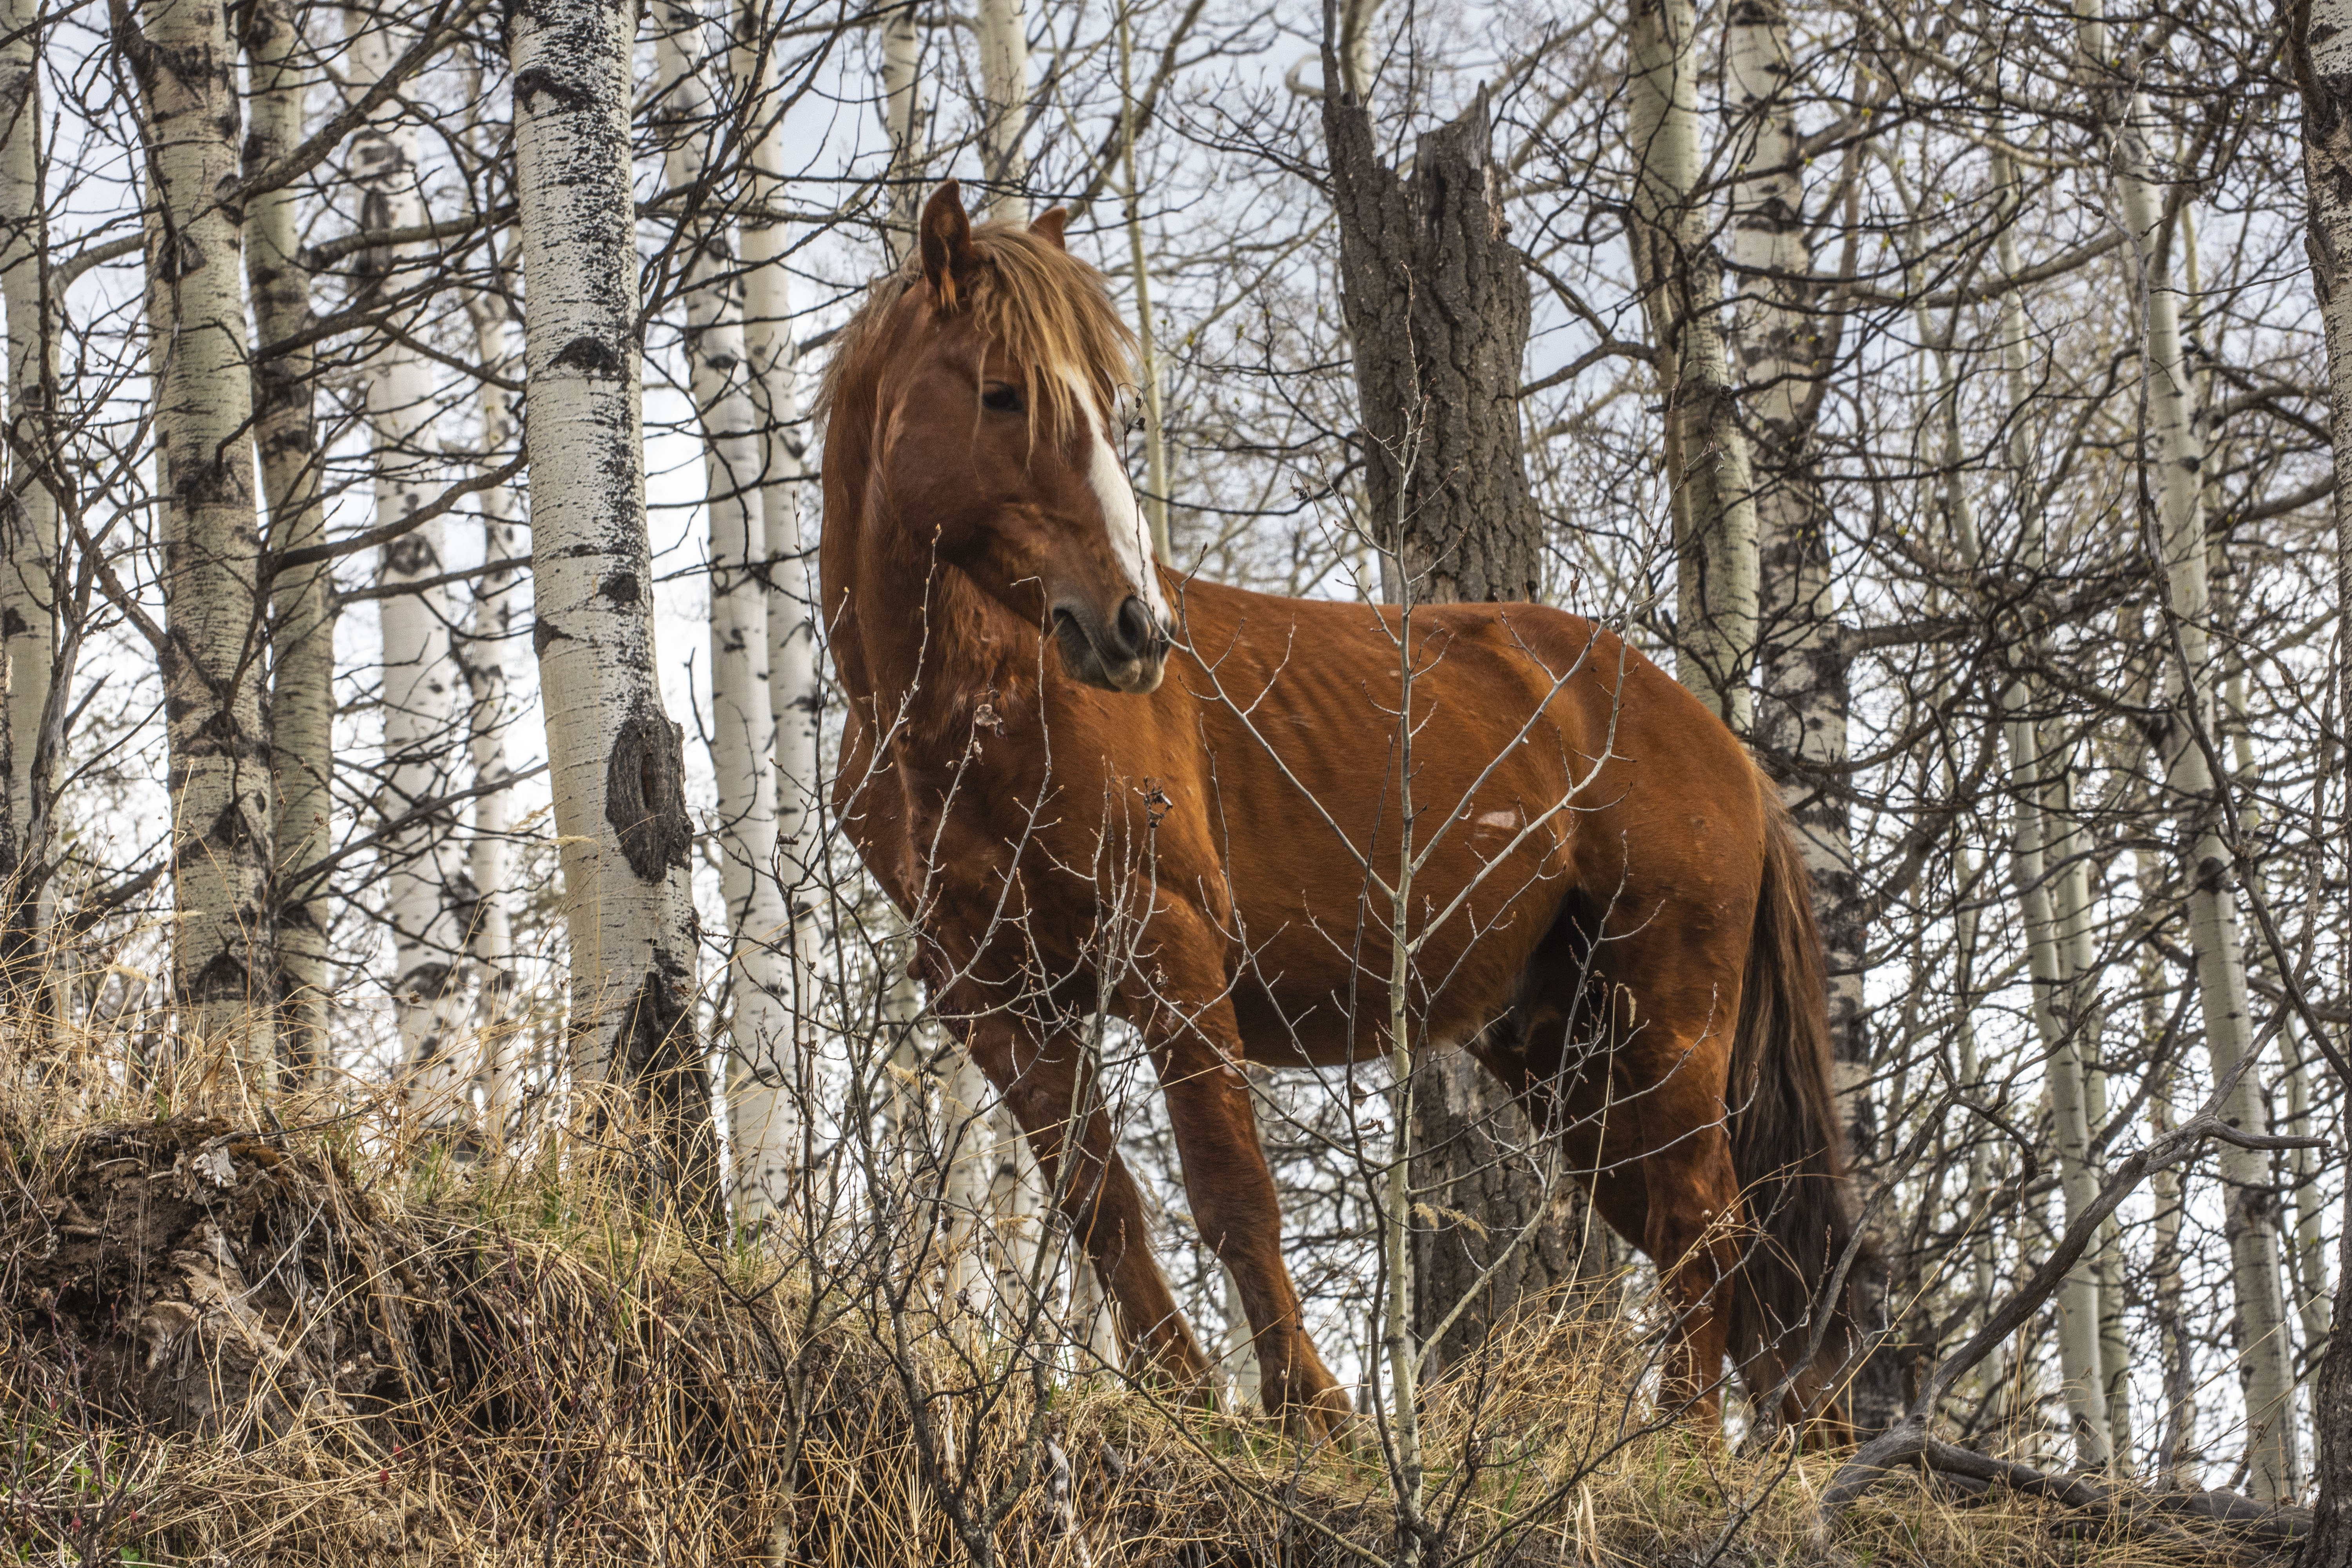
4 1115 465 1446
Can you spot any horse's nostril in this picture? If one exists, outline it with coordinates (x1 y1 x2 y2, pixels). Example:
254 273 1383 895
1112 596 1154 660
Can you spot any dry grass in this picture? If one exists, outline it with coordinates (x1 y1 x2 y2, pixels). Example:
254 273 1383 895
0 1099 2287 1566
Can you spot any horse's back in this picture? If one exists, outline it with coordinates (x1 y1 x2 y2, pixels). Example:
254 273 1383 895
1155 578 1764 1063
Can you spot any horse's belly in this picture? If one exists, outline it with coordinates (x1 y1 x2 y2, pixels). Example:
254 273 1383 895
1219 836 1568 1069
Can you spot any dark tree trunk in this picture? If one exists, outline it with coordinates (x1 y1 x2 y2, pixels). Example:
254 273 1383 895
1325 87 1541 607
1325 82 1595 1372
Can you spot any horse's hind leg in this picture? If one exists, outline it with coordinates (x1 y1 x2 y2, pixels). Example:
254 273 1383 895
957 1014 1213 1388
1536 985 1746 1424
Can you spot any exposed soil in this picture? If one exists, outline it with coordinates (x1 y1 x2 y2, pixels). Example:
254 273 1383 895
4 1114 465 1446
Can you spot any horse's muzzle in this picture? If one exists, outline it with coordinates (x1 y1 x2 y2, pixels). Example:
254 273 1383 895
1053 595 1167 693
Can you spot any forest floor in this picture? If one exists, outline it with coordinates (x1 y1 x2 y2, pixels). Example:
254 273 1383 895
0 1106 2300 1566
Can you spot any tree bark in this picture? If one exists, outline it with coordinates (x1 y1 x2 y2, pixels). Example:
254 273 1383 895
1628 0 1758 729
657 0 793 1220
1920 180 2111 1463
345 7 470 1128
975 0 1027 221
2114 89 2297 1503
734 0 815 1225
877 0 925 265
244 0 329 1086
1116 3 1170 562
1728 0 1898 1431
134 0 276 1096
458 287 523 1142
507 0 718 1219
0 0 51 1027
2288 0 2352 1544
1325 83 1592 1371
1325 90 1541 607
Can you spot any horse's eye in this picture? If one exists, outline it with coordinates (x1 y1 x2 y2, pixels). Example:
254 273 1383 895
981 383 1022 413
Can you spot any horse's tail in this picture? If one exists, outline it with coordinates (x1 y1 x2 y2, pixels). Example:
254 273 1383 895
1725 776 1863 1421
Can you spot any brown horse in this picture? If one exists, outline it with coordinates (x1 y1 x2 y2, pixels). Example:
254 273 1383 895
821 181 1859 1437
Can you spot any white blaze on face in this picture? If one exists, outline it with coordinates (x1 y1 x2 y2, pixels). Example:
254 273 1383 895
1063 368 1169 626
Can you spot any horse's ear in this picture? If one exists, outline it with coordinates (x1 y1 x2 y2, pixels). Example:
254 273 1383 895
1030 207 1070 250
919 181 983 310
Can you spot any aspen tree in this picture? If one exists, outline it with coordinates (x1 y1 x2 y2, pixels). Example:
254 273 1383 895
879 2 926 260
1116 0 1170 561
868 0 991 1290
1730 0 1891 1426
869 1 947 1261
733 0 815 1224
506 0 719 1214
1335 0 1380 101
1994 157 2111 1470
655 0 794 1219
2112 77 2298 1501
245 0 330 1082
0 0 51 1014
131 0 277 1093
347 7 470 1127
973 0 1047 1299
2291 3 2352 1543
1733 0 1846 986
1916 184 2109 1463
459 288 523 1139
975 0 1027 218
1626 0 1758 727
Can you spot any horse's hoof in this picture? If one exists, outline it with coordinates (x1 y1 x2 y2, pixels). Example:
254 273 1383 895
1273 1381 1361 1452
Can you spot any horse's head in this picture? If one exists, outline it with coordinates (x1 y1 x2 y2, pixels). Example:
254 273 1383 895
827 181 1169 695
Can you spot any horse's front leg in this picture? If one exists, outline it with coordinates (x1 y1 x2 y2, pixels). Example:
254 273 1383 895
956 1013 1214 1391
1132 965 1352 1438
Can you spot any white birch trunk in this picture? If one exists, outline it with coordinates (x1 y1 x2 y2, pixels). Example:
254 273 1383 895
975 0 1027 221
2283 1021 2333 1364
656 0 794 1222
1930 160 2110 1464
459 290 524 1143
1627 0 1757 728
2296 12 2352 1541
879 3 926 265
2001 696 2112 1469
2116 93 2298 1502
989 1104 1043 1315
880 3 1005 1289
943 1051 993 1310
246 0 330 1084
0 0 52 1015
733 0 818 1224
1733 0 1860 1102
507 0 718 1212
138 0 275 1096
1953 840 2005 1415
1117 3 1170 562
1072 1249 1120 1370
969 0 1045 1306
347 10 469 1130
2054 767 2132 1467
1220 1262 1260 1408
1336 0 1382 102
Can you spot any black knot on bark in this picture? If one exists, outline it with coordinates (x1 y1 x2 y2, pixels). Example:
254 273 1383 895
385 534 439 577
604 708 692 882
512 65 594 115
551 334 623 377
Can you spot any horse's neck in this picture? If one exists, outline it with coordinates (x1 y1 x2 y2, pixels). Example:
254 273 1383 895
844 521 1037 761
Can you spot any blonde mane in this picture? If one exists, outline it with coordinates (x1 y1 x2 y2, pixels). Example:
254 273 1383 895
820 220 1139 446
